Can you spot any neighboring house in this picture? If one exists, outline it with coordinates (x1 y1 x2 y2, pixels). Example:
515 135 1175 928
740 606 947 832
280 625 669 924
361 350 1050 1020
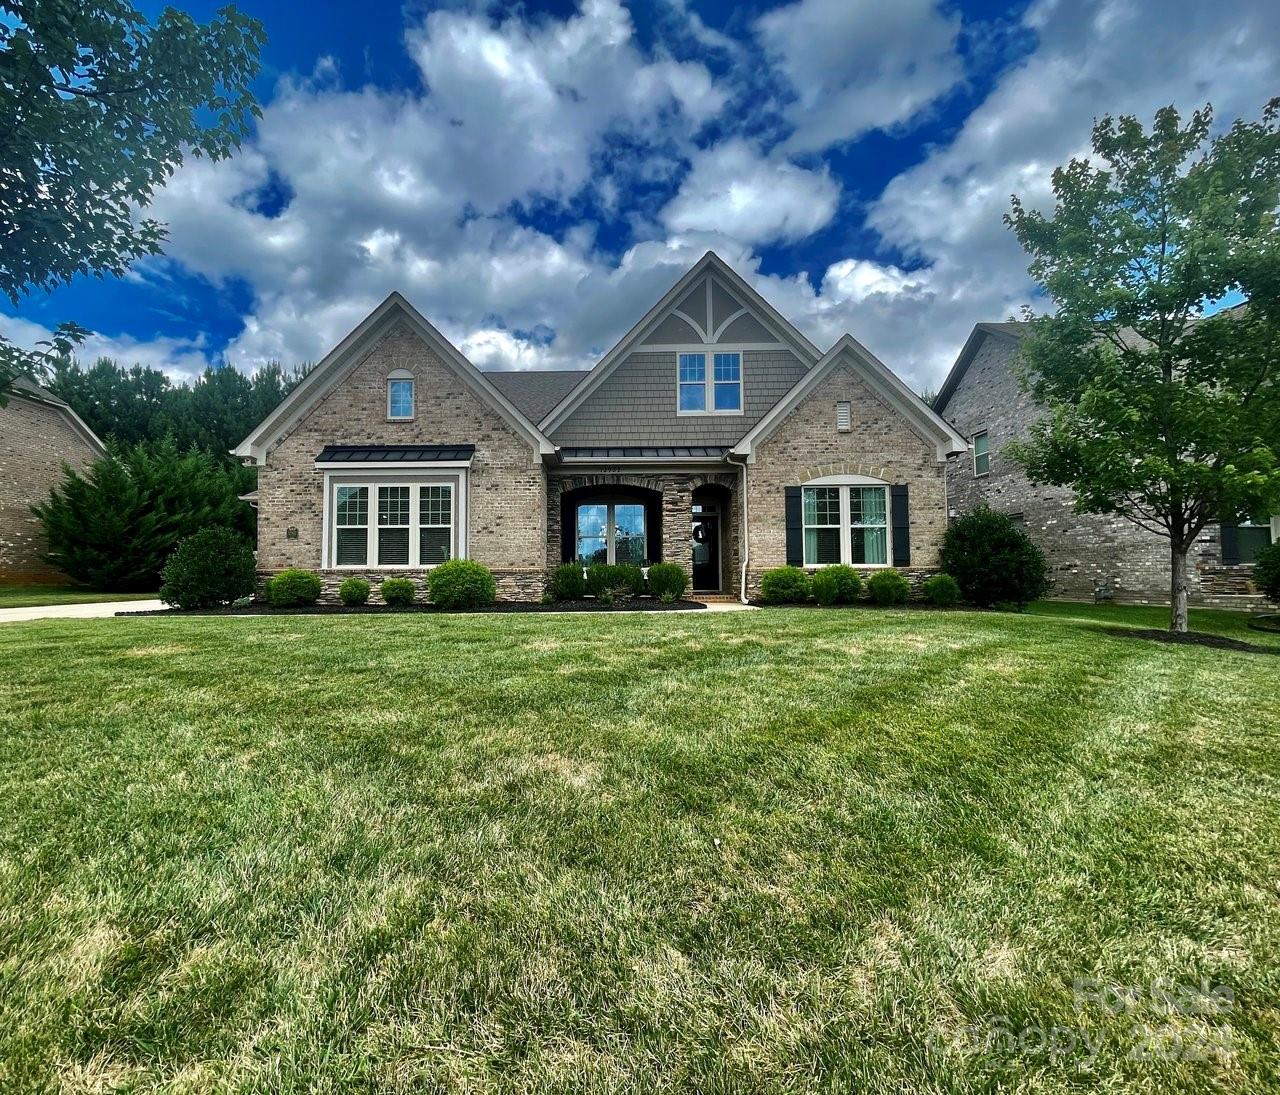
234 252 966 601
0 376 107 584
936 323 1278 608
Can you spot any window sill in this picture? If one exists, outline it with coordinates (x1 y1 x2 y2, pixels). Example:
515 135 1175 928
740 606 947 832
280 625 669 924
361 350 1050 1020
803 563 892 570
386 416 415 423
676 409 745 417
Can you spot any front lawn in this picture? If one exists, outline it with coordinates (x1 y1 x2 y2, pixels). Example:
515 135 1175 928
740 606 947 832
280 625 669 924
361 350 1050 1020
1 608 1276 1091
0 585 156 609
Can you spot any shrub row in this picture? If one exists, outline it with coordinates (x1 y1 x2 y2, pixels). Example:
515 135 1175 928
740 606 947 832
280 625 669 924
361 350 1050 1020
758 566 952 607
256 559 498 609
544 562 689 603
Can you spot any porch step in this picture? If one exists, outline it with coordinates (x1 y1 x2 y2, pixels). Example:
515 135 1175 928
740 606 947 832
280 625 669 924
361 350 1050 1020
695 594 740 603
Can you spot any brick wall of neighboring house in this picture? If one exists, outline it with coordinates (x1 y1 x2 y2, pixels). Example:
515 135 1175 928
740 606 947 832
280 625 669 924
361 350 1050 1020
744 361 949 599
941 332 1268 609
0 392 102 584
256 323 547 600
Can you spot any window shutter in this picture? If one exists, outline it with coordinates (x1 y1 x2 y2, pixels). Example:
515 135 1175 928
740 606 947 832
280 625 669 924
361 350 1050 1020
1220 524 1241 566
785 487 803 567
891 484 911 567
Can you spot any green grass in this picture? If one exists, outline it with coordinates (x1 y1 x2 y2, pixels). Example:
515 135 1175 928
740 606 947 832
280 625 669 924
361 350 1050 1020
0 585 156 608
1028 599 1280 646
1 606 1277 1092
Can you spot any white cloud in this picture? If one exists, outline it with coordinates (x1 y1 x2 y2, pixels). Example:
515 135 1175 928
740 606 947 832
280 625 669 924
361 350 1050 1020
659 140 840 244
756 0 963 153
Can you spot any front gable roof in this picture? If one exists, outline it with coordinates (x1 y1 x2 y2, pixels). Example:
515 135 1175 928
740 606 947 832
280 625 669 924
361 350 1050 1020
732 334 968 462
233 293 556 464
538 252 822 435
10 376 107 457
933 322 1026 415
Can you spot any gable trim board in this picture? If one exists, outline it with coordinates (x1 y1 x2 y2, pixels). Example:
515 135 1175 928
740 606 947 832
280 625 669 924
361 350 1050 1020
233 292 556 465
732 334 968 463
934 322 1026 415
10 378 107 458
539 252 823 435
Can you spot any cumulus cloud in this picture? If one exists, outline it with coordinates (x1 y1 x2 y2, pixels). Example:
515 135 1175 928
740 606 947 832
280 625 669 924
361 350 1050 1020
756 0 964 153
659 140 840 244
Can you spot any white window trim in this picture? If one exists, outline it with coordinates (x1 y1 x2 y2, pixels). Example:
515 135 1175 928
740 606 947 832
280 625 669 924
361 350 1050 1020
321 469 467 569
972 430 990 477
801 475 892 569
675 347 746 416
387 369 415 421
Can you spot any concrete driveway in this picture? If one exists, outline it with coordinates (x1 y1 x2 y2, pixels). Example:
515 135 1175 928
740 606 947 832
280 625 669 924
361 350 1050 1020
0 599 164 624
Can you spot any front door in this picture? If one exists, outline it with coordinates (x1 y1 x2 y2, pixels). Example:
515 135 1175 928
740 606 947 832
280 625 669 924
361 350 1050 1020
691 513 721 591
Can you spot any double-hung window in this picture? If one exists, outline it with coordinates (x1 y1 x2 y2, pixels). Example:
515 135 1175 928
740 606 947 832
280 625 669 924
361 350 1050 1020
972 430 990 476
335 486 369 566
330 481 456 567
802 483 890 567
378 486 411 565
419 486 453 565
678 351 742 413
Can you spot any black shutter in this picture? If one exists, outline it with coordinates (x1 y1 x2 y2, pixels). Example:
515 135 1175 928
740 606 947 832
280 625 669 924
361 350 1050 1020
891 484 911 567
785 487 803 567
1221 524 1241 566
560 492 576 563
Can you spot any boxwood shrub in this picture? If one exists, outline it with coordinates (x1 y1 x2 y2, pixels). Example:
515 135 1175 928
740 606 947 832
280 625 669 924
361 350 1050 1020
585 563 644 599
379 577 416 607
159 526 256 610
759 566 810 604
867 568 910 606
646 562 688 602
921 573 961 607
264 568 322 607
941 506 1050 609
428 559 497 609
1255 541 1280 604
547 563 586 601
810 564 862 606
338 577 371 606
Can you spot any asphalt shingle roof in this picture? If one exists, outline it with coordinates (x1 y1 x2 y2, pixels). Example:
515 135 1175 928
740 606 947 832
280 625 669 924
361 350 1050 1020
482 369 588 422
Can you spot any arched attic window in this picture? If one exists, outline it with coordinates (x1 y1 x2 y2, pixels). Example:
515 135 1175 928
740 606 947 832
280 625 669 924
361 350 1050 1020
387 369 414 421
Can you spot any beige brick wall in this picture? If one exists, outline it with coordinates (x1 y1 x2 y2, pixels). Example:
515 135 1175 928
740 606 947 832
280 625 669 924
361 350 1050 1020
0 394 102 584
746 362 947 594
257 323 546 597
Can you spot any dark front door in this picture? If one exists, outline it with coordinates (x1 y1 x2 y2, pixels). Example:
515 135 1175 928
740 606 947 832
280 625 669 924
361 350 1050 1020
691 513 721 591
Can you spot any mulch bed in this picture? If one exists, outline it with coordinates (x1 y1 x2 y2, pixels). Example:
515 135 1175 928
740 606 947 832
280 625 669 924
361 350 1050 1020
1105 627 1279 656
117 599 707 617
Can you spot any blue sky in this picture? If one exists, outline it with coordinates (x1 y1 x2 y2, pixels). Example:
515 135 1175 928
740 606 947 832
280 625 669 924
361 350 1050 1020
4 0 1277 390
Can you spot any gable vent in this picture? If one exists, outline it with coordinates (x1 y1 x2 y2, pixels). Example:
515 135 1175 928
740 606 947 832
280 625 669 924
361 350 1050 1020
836 401 851 432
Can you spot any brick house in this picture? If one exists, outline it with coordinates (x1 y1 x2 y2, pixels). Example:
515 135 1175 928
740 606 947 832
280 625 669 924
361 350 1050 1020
235 252 966 601
0 377 107 584
936 323 1278 609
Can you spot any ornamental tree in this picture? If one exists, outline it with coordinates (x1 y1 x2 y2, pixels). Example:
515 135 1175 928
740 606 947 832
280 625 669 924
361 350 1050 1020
1005 101 1280 632
0 0 265 400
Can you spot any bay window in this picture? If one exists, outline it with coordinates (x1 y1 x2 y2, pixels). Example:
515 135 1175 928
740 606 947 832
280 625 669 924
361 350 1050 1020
327 477 459 568
802 482 890 567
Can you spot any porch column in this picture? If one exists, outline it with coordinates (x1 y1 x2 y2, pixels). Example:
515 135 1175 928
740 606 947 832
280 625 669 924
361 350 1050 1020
661 476 694 573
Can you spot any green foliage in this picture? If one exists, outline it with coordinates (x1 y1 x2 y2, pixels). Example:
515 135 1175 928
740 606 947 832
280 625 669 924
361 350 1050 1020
428 560 497 610
45 357 307 461
33 438 254 590
759 566 810 605
810 565 862 606
379 578 416 607
867 569 910 606
585 564 644 599
646 563 688 602
1254 542 1280 604
338 577 371 607
922 573 962 608
941 508 1050 609
264 569 321 608
0 1 265 397
1005 101 1280 630
158 526 255 610
546 563 586 602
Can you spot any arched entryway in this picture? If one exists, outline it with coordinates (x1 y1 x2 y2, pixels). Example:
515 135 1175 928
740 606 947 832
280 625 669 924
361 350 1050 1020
691 483 730 592
559 483 663 565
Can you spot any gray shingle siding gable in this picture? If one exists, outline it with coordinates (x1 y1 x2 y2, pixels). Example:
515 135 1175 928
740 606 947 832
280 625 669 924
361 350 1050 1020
549 349 809 446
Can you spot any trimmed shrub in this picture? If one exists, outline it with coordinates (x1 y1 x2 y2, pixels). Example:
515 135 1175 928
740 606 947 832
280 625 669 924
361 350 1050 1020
338 577 371 606
867 568 910 606
547 563 586 601
159 526 256 609
428 559 497 609
585 563 644 599
265 568 322 607
1255 541 1280 604
810 564 862 606
922 573 962 607
759 566 811 604
941 506 1050 609
379 577 417 606
647 562 688 602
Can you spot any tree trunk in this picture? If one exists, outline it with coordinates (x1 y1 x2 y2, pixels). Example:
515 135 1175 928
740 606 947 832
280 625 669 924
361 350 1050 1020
1170 542 1189 633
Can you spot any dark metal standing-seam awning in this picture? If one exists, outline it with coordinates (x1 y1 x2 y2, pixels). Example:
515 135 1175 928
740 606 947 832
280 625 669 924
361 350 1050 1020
316 444 476 463
559 445 730 460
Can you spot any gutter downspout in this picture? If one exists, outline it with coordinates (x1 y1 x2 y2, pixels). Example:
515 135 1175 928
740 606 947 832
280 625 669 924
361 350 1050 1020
729 453 750 604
